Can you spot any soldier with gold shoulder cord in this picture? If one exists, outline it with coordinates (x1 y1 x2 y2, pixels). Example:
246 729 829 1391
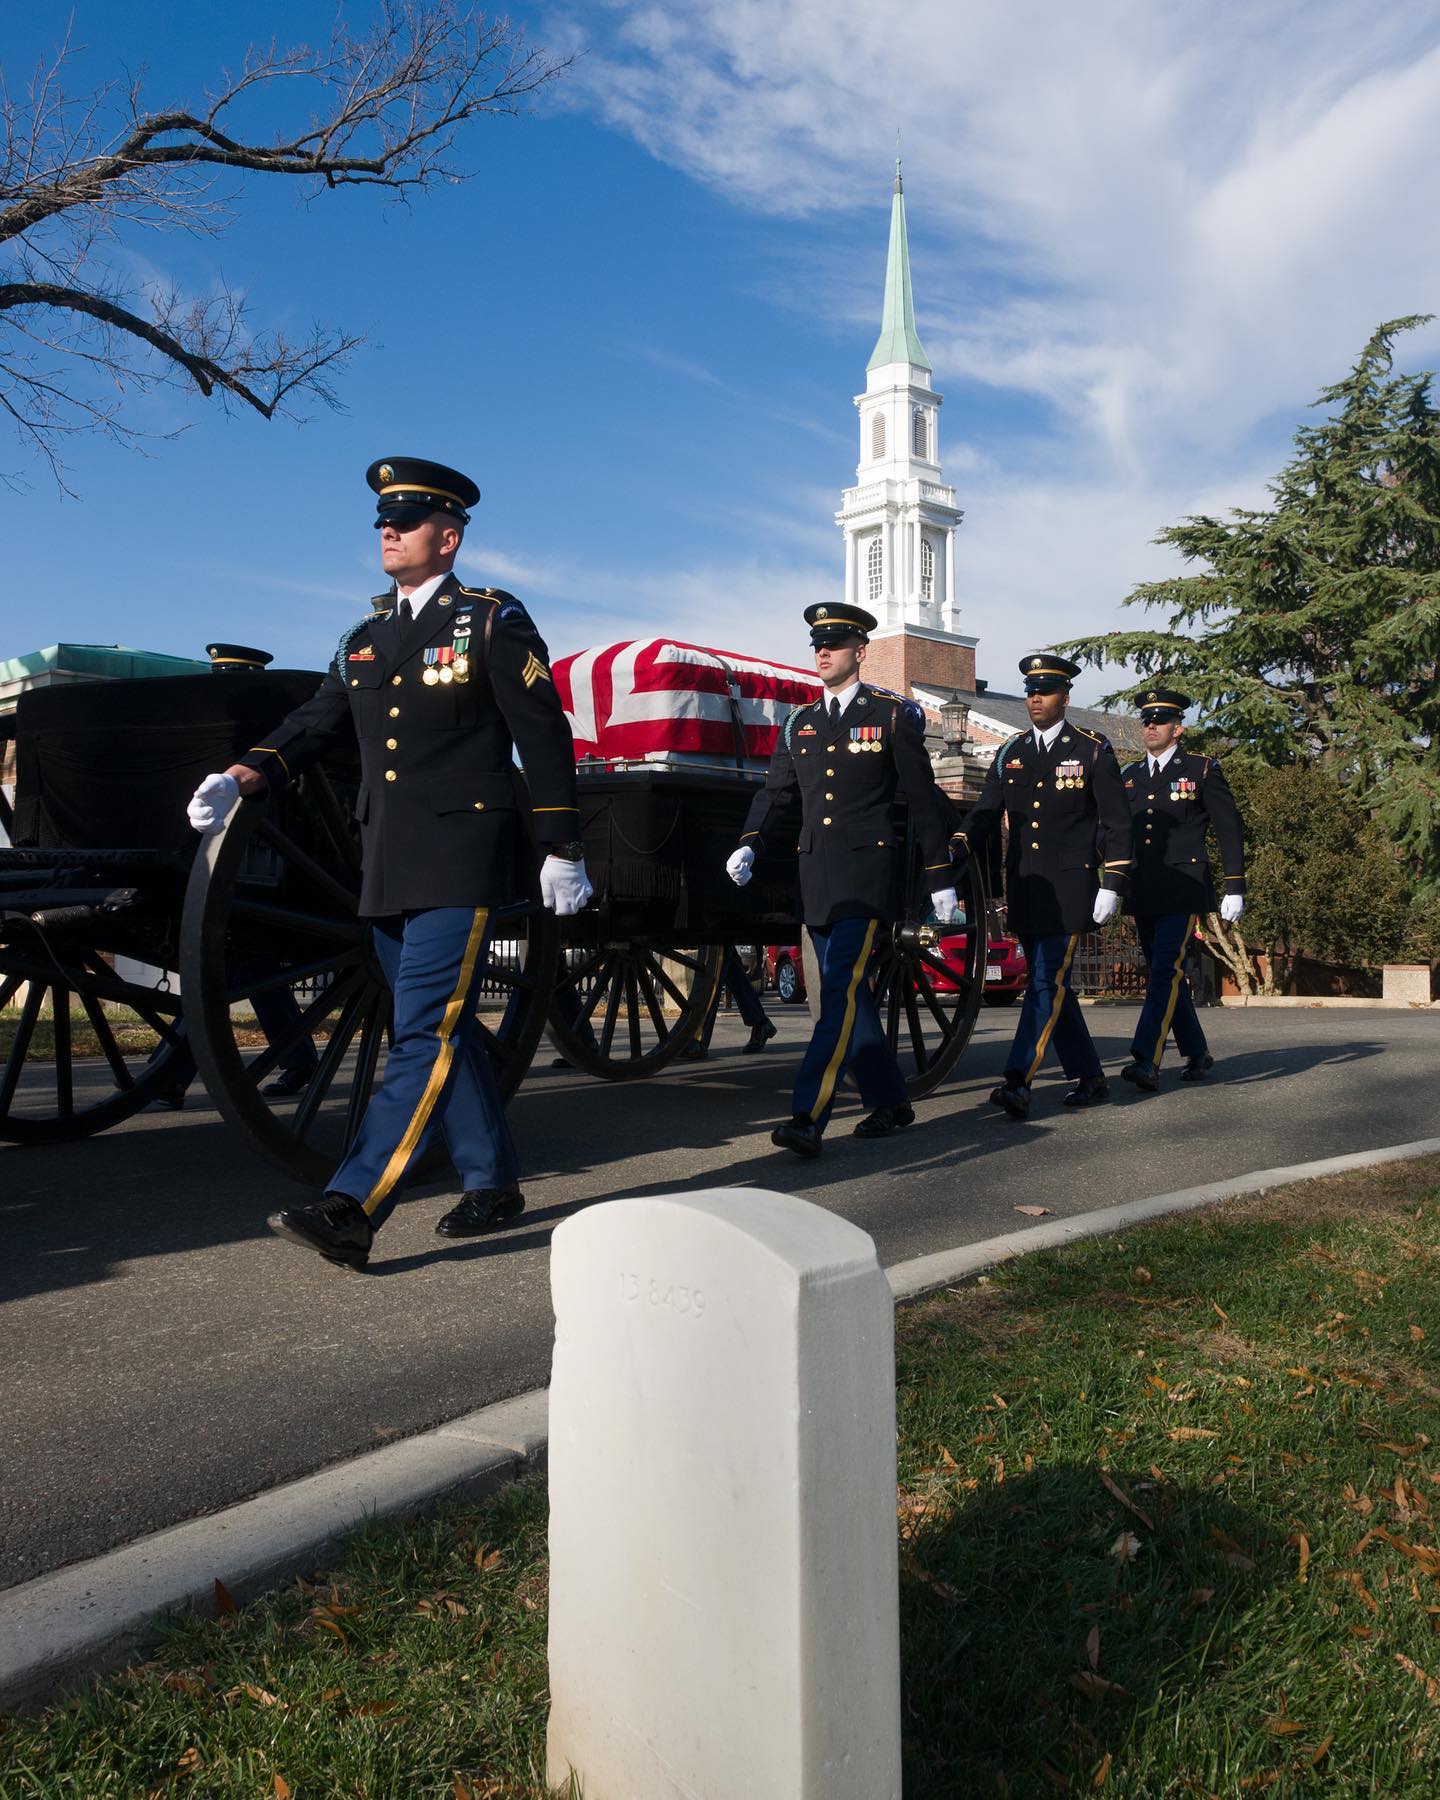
725 600 958 1158
1119 687 1246 1091
953 654 1132 1119
186 456 590 1269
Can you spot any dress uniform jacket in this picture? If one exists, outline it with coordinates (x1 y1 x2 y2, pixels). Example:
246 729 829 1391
1122 748 1245 917
959 724 1131 936
738 685 953 928
240 574 578 917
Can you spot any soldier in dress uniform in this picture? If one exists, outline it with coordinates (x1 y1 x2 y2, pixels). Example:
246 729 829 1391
725 600 958 1156
187 456 590 1268
954 654 1131 1119
1119 687 1246 1090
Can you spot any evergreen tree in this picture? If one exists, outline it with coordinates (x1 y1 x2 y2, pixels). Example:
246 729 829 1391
1062 318 1440 894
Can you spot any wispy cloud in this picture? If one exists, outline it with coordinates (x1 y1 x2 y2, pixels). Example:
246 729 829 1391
545 0 1440 681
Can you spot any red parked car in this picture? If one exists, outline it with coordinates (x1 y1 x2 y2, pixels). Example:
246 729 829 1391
765 925 1027 1006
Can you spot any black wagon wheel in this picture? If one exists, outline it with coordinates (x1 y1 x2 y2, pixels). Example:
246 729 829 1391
546 938 725 1079
0 946 193 1144
870 853 989 1100
180 769 558 1187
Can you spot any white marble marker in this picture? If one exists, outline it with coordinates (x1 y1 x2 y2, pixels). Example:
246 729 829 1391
546 1187 900 1799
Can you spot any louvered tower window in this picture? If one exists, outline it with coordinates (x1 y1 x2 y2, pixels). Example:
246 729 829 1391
870 411 886 459
912 407 929 458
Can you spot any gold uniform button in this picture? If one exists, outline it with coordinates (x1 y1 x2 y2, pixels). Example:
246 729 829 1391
391 675 402 687
389 705 400 718
386 737 398 750
822 816 832 826
825 792 835 800
828 745 837 753
1031 842 1040 850
1036 780 1043 788
1032 800 1041 808
473 801 485 812
826 768 835 776
384 770 397 782
350 677 359 687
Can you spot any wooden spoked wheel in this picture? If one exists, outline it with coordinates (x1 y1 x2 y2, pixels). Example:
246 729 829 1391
0 949 192 1143
180 771 557 1187
870 853 989 1100
545 940 725 1079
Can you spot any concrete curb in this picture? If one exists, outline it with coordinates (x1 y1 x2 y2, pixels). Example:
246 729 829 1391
0 1390 547 1714
885 1136 1440 1301
5 1139 1439 1713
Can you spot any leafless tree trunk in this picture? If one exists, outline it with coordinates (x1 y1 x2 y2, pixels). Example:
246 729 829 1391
1202 911 1268 997
0 4 570 486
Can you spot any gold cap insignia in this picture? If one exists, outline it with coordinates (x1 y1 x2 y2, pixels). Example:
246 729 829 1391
377 463 394 484
816 606 829 619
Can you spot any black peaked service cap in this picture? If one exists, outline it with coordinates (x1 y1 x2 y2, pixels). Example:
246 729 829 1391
367 456 479 529
206 643 273 672
804 601 878 647
1137 685 1192 721
1020 652 1081 694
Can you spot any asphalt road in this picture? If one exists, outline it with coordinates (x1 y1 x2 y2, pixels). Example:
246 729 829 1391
2 1001 1435 1591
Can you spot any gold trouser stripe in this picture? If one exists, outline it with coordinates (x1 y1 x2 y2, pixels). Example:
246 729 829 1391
809 919 878 1123
1025 934 1079 1084
362 908 490 1216
1151 914 1196 1067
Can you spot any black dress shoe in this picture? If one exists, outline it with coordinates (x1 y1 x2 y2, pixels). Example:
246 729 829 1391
742 1018 779 1055
1178 1053 1215 1081
1063 1076 1110 1107
268 1193 374 1269
435 1186 525 1237
989 1081 1031 1120
771 1116 823 1158
262 1063 318 1099
853 1102 916 1138
1120 1059 1160 1092
682 1041 709 1060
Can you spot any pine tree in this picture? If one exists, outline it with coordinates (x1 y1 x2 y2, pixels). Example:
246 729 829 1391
1062 317 1440 894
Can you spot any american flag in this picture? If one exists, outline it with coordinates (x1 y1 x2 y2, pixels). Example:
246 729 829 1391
552 638 823 766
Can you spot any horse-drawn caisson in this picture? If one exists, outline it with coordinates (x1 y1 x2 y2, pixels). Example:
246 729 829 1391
0 635 987 1183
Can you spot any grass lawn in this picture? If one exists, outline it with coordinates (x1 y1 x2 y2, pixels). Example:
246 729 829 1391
2 1158 1438 1797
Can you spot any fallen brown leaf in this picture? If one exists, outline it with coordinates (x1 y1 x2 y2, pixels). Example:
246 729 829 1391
1014 1204 1050 1217
1212 1300 1231 1322
1396 1654 1440 1704
273 1778 292 1800
176 1747 202 1773
1110 1531 1141 1563
1265 1717 1306 1736
1169 1427 1220 1441
475 1547 504 1574
354 1699 402 1718
1093 1751 1111 1788
1085 1625 1101 1671
212 1579 237 1617
1100 1470 1155 1532
1132 1267 1153 1285
1290 1532 1311 1584
243 1684 282 1708
1310 1733 1334 1768
1412 1325 1426 1343
1186 1587 1215 1607
1069 1670 1131 1701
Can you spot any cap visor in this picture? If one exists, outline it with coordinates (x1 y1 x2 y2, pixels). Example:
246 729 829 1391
374 502 433 529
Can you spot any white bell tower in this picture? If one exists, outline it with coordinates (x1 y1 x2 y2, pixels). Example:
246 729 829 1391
836 164 974 696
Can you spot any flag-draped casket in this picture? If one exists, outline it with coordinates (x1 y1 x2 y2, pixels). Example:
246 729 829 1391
552 639 822 768
547 640 820 915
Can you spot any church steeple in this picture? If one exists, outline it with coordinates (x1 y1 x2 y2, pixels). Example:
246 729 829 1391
867 159 931 375
834 162 971 685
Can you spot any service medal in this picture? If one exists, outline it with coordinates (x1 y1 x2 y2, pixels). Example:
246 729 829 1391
423 666 440 686
439 664 454 684
453 655 469 676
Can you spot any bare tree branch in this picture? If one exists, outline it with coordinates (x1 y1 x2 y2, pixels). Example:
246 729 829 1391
0 3 571 482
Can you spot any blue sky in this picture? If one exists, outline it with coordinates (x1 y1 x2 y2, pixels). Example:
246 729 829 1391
5 0 1440 701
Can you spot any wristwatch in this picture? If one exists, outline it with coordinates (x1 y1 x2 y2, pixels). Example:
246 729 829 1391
547 840 586 861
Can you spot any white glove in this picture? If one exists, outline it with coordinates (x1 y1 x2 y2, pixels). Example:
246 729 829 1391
187 772 240 837
726 846 755 888
929 887 959 923
1220 893 1245 924
1092 888 1121 926
540 855 594 916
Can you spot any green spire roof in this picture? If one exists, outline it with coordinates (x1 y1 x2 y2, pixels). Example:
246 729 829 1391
867 160 931 374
